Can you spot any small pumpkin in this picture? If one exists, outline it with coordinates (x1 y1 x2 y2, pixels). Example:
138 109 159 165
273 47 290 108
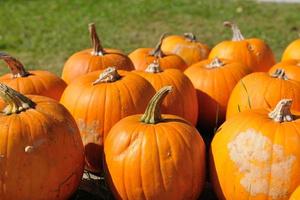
269 60 300 82
290 186 300 200
226 69 300 119
61 23 134 84
211 99 300 200
0 52 67 101
129 34 188 71
105 86 206 200
161 32 210 66
134 60 198 125
209 21 275 72
184 57 250 133
60 67 155 173
282 39 300 61
0 84 84 200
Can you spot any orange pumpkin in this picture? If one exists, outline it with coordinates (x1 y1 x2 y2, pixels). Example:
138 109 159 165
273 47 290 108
211 99 300 200
0 84 84 200
61 23 134 84
269 60 300 82
60 67 155 173
209 21 275 72
105 86 206 200
290 186 300 200
184 57 250 133
161 33 210 66
226 69 300 119
134 60 198 125
282 39 300 61
129 34 188 71
0 52 67 101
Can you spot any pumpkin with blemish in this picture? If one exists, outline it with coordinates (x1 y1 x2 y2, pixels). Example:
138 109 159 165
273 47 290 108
60 67 155 173
0 84 84 200
105 86 206 200
269 60 300 82
211 99 300 200
282 39 300 61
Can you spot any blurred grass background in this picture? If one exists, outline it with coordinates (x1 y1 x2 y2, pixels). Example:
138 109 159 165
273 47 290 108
1 0 300 75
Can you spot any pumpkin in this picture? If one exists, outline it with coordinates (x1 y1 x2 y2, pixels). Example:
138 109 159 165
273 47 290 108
161 32 210 66
105 86 206 200
282 39 300 61
61 23 134 84
60 67 155 173
0 52 67 101
269 60 300 82
209 21 275 72
134 60 198 125
0 84 84 200
184 57 250 133
226 69 300 119
129 34 188 72
211 99 300 200
289 186 300 200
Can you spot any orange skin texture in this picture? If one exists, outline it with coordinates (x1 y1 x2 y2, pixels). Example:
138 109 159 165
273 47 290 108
105 114 206 200
60 70 156 173
209 38 276 72
0 95 84 200
282 39 300 61
289 186 300 200
128 48 188 72
61 48 134 84
134 69 198 125
184 58 251 133
211 109 300 200
226 72 300 119
161 35 210 66
269 60 300 82
0 70 67 101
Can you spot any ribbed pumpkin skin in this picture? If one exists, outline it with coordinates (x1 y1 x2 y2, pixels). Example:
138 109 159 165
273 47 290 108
60 70 156 173
211 109 300 200
161 35 210 66
282 39 300 61
129 48 188 72
269 60 300 82
226 72 300 119
0 70 67 101
289 186 300 200
61 48 134 84
105 114 206 200
0 95 84 200
209 38 275 72
184 58 250 132
134 69 198 125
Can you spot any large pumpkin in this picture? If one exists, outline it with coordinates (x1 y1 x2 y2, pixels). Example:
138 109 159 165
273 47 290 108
184 57 250 133
0 52 67 101
226 69 300 119
0 84 84 200
105 86 206 200
134 60 198 125
61 23 134 84
129 34 188 72
60 67 155 173
269 60 300 82
211 99 300 200
282 39 300 61
290 186 300 200
209 21 275 72
161 32 210 66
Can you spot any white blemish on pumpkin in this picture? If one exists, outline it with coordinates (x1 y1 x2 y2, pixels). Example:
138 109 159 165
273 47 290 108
77 119 101 145
228 129 296 199
0 154 4 160
25 146 34 153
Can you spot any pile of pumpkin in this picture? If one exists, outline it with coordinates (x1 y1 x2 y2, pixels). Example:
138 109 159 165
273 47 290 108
2 21 300 200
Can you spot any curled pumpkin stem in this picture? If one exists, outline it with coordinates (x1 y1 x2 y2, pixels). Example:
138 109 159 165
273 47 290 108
206 57 225 69
270 68 288 80
93 67 121 85
145 59 163 73
268 99 293 122
223 21 244 41
89 23 105 56
184 32 197 42
0 52 30 78
149 33 166 58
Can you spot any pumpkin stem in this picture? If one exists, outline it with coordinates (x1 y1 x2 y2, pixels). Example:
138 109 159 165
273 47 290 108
89 23 105 56
149 33 166 58
0 83 35 115
0 52 30 78
268 99 293 122
184 32 197 42
93 67 121 85
140 86 172 124
270 68 288 80
206 57 225 68
145 59 163 73
223 21 244 41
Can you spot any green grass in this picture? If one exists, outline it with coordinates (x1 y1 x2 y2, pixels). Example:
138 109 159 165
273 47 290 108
0 0 300 76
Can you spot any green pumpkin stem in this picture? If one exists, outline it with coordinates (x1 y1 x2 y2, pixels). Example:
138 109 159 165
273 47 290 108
206 57 225 68
223 21 244 41
93 67 121 85
184 32 197 42
89 23 105 56
140 86 172 124
149 33 166 58
270 68 288 80
0 52 30 78
145 59 163 73
0 83 35 115
268 99 293 122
